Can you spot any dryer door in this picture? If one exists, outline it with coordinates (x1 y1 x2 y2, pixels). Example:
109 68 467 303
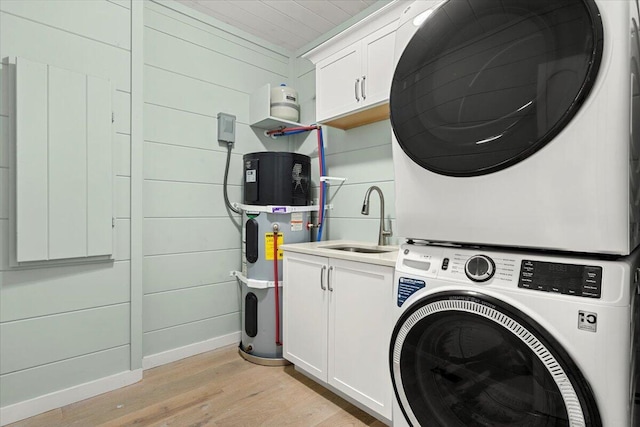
390 0 603 177
390 292 601 426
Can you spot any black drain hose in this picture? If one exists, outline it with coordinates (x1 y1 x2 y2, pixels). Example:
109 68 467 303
224 142 241 215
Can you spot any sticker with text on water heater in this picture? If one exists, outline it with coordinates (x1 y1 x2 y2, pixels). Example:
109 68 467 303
290 212 303 231
397 277 426 307
578 310 597 332
246 169 256 183
265 233 284 261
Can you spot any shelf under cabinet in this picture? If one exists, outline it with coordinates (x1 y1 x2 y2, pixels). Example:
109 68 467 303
249 83 303 130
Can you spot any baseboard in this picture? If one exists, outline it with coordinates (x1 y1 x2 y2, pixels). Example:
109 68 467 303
0 369 142 426
0 333 241 425
142 331 241 370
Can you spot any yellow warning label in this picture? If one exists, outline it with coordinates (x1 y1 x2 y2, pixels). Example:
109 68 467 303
265 233 284 260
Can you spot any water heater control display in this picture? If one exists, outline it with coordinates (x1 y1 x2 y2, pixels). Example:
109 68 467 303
518 260 602 298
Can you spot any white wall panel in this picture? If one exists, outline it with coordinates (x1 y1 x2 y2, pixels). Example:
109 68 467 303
143 103 217 149
114 134 131 177
325 144 394 184
15 58 48 262
15 60 114 262
0 116 10 169
143 180 240 218
143 312 240 357
144 28 287 95
143 218 240 256
144 103 279 154
107 0 130 9
115 177 131 219
145 2 289 65
1 303 130 374
143 250 240 294
115 219 130 261
144 66 249 122
295 63 316 125
296 57 316 78
326 218 399 245
0 0 132 415
114 91 131 134
143 281 239 332
0 64 15 117
87 76 114 256
328 181 395 219
0 168 8 220
1 261 130 322
1 0 131 49
0 345 130 407
323 119 392 154
143 142 243 185
0 219 8 269
48 66 88 260
0 12 130 91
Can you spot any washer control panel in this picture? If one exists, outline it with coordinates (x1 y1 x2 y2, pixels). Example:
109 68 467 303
464 255 496 282
518 260 602 298
396 244 608 300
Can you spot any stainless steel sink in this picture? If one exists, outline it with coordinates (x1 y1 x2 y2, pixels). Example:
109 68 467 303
322 245 395 254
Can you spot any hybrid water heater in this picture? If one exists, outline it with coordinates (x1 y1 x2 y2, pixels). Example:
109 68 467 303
239 152 311 363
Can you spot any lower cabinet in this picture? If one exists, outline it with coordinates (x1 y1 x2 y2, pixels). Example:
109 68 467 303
283 251 393 421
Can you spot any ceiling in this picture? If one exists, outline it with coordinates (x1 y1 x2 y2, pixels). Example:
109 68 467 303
174 0 380 52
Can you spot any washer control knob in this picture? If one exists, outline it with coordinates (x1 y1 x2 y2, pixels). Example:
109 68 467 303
465 255 495 282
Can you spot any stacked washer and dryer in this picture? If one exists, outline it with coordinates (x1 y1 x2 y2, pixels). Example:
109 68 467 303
388 1 640 426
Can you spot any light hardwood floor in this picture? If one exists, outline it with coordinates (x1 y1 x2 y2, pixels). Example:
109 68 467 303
8 345 388 427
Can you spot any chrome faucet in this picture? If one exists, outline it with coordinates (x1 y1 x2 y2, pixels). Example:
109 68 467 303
361 186 392 246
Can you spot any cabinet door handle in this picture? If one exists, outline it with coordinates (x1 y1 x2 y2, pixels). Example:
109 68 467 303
320 265 327 290
328 266 334 292
361 75 366 100
355 78 360 102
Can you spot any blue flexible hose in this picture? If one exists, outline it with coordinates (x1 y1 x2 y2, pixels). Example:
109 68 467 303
317 127 326 242
275 129 308 136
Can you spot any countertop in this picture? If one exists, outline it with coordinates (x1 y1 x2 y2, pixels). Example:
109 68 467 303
280 240 399 267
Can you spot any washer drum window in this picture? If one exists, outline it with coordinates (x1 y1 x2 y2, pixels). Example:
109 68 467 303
390 292 602 426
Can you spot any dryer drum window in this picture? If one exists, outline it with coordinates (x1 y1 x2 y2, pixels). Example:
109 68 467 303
390 292 602 426
390 0 604 176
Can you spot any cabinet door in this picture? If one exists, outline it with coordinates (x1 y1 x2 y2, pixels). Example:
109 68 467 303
16 57 113 263
316 43 362 123
328 259 394 420
283 252 329 382
361 21 397 108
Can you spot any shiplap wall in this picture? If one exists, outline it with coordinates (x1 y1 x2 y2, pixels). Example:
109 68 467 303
0 0 132 408
141 1 294 360
0 0 396 418
293 58 398 245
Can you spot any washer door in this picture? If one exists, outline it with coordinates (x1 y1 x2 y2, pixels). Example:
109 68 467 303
390 0 603 176
390 292 601 426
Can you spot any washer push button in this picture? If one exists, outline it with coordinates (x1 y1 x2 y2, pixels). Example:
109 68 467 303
581 266 602 298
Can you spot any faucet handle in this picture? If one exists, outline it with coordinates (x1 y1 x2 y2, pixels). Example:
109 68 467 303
381 223 392 246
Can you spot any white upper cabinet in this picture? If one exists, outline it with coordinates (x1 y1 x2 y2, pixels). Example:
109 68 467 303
361 22 398 108
304 2 405 130
15 57 114 263
315 43 362 124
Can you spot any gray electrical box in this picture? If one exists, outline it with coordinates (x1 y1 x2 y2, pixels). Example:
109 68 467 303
217 113 236 144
